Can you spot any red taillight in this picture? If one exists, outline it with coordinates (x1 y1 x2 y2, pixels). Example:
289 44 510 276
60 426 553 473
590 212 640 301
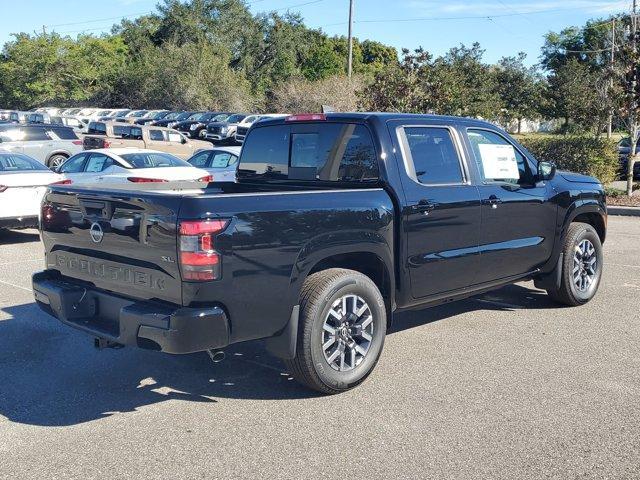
72 140 83 145
179 219 228 235
51 179 73 185
179 219 229 281
103 140 111 148
198 175 215 183
42 204 54 221
286 113 326 122
127 177 168 183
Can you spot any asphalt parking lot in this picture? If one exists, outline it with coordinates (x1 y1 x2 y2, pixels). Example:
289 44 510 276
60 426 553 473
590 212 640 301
1 217 639 479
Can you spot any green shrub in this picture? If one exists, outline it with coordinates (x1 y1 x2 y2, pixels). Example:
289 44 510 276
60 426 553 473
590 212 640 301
516 135 618 184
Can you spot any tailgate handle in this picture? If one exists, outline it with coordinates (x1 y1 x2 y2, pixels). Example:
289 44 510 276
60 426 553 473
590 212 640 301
79 199 112 220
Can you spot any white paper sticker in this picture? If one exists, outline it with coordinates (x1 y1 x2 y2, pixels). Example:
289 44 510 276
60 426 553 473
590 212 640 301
478 144 520 180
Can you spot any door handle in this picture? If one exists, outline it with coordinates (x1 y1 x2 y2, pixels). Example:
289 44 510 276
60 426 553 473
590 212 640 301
485 195 502 209
410 199 436 215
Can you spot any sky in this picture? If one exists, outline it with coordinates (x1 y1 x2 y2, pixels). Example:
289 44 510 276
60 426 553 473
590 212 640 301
0 0 631 65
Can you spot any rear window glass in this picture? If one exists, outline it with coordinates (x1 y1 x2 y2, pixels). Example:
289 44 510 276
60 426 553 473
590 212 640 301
238 123 378 183
120 152 190 169
113 125 130 137
47 127 78 140
87 122 107 135
0 153 48 171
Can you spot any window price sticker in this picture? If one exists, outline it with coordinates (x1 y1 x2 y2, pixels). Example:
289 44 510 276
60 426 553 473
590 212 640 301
478 144 519 180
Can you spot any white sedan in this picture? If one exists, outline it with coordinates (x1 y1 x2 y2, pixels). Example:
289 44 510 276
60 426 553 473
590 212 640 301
0 151 63 229
187 146 241 182
56 148 214 187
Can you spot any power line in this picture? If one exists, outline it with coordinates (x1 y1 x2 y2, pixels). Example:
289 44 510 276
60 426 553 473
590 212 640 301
320 2 628 27
271 0 325 12
45 11 154 29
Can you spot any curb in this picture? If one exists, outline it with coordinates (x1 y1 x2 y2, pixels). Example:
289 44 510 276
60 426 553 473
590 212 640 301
608 206 640 217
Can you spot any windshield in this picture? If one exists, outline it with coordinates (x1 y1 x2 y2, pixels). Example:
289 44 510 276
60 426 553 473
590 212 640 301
115 110 129 118
188 112 206 121
0 153 50 172
164 112 182 120
120 152 190 169
154 111 171 119
96 110 111 116
212 114 230 122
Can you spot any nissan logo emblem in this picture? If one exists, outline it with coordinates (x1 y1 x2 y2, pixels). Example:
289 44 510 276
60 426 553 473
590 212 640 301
89 222 104 244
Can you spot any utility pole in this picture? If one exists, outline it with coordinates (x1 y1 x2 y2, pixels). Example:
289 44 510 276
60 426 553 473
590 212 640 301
627 0 638 196
607 19 615 138
347 0 354 79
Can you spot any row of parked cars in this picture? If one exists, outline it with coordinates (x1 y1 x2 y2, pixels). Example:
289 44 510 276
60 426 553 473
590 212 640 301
0 107 287 146
0 105 271 230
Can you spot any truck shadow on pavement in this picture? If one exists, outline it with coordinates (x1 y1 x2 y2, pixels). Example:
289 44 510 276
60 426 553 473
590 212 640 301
0 284 557 427
0 229 40 245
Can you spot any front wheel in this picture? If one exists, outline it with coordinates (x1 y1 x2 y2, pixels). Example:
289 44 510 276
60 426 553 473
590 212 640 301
546 222 603 306
285 268 387 394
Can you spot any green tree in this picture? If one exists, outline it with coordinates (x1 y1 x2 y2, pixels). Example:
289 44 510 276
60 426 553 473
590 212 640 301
547 58 608 133
0 33 127 108
493 53 545 133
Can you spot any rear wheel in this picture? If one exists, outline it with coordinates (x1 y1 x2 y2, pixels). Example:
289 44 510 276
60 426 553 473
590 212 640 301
285 268 387 394
47 154 68 170
546 222 603 306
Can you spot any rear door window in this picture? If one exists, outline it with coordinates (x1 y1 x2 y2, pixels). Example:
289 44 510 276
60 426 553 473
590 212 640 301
84 154 114 173
22 128 49 141
211 152 235 168
400 127 464 185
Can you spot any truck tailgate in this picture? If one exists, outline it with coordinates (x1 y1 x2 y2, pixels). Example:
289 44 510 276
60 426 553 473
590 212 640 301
40 187 184 304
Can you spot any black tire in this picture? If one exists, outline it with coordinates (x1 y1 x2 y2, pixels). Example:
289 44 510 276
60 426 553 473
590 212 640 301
47 154 68 170
546 222 603 306
285 268 387 394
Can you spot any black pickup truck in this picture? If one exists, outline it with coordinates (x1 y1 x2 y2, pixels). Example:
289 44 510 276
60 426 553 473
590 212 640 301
32 113 607 394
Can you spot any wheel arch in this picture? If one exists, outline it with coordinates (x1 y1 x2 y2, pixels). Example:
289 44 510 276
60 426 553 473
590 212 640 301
564 202 607 244
307 251 394 314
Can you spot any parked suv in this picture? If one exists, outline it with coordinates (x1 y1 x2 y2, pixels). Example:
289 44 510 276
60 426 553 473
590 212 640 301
173 112 222 138
204 113 247 144
0 124 82 168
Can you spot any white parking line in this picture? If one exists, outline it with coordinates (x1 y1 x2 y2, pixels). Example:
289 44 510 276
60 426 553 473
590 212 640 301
0 279 32 293
608 263 640 269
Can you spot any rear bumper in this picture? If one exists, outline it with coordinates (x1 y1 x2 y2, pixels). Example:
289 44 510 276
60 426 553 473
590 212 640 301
0 216 39 229
32 270 230 354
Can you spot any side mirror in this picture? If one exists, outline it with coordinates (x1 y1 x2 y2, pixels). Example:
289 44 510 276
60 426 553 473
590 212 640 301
537 161 556 182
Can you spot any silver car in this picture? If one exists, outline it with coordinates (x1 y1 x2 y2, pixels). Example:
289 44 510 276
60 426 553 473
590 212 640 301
187 145 241 182
0 124 83 169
